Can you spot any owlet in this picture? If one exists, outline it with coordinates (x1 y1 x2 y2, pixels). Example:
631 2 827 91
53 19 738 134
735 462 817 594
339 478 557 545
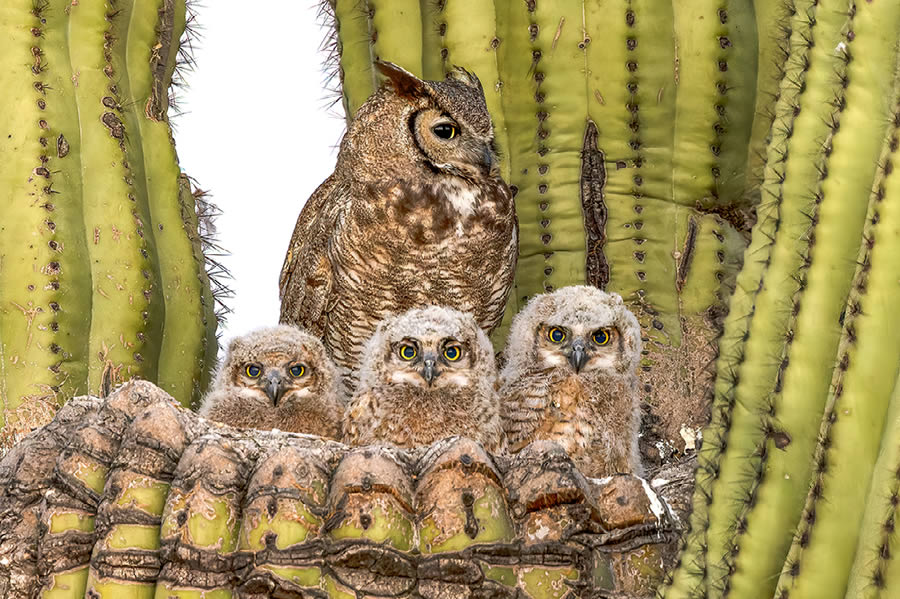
343 306 504 452
499 286 644 477
199 325 344 439
279 61 517 392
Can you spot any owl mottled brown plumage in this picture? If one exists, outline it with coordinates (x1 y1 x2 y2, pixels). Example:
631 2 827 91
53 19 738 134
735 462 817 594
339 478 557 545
343 306 504 451
500 286 644 477
199 326 344 439
279 61 517 391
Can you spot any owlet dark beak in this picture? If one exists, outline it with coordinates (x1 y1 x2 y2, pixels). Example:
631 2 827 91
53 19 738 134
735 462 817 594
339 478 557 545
263 371 286 405
568 341 588 373
420 357 440 386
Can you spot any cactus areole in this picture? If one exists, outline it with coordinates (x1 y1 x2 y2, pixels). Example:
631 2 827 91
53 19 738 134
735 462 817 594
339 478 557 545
0 0 219 448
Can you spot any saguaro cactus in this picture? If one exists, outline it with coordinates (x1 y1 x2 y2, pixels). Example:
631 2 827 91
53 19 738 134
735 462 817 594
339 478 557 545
0 0 219 447
324 0 768 461
0 380 676 598
662 1 900 598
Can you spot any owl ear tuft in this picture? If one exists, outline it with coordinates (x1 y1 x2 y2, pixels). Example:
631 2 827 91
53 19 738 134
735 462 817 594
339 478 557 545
376 61 428 99
446 66 482 90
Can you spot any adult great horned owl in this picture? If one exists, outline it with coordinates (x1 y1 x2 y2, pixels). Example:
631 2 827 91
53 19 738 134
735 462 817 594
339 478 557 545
279 61 517 391
343 306 504 452
500 286 643 477
199 325 344 439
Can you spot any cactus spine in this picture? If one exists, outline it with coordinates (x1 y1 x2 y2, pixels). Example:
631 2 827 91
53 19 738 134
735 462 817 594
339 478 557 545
0 0 219 445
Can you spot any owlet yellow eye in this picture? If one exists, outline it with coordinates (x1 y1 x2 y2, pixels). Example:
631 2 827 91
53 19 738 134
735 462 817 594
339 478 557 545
433 123 457 140
443 345 462 361
246 364 261 378
399 344 417 361
592 329 611 346
289 364 305 378
548 327 566 344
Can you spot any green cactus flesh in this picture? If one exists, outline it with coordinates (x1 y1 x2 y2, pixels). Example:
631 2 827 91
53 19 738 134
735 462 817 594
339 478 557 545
0 381 677 598
0 0 218 444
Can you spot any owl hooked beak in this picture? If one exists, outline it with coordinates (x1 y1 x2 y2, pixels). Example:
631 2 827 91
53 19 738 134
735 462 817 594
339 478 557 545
481 145 495 175
567 340 588 373
420 356 441 386
263 371 286 405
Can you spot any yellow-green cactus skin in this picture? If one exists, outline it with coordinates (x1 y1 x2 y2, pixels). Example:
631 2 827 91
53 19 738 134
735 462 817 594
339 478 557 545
0 0 218 448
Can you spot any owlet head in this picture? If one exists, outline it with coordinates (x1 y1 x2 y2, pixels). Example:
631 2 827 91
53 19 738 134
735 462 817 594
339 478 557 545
219 325 339 407
375 61 499 180
361 305 496 390
503 286 642 377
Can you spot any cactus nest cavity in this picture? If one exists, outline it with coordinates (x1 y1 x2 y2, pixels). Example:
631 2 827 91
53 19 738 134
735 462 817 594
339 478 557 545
0 380 678 598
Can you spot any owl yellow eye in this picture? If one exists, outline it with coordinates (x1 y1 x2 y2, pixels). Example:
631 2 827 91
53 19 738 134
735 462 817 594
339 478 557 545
548 327 566 344
246 364 262 378
433 123 458 140
443 345 462 361
289 364 305 378
592 329 611 346
399 344 417 361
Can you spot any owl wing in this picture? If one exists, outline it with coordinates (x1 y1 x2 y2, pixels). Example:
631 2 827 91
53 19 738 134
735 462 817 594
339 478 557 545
500 375 550 453
279 175 344 335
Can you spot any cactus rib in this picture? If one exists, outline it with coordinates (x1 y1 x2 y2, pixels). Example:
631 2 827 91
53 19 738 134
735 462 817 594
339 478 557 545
334 0 377 119
110 0 207 407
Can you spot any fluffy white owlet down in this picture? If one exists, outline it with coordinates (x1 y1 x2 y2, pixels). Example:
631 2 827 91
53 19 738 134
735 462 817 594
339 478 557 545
343 305 504 452
199 325 345 439
500 286 643 477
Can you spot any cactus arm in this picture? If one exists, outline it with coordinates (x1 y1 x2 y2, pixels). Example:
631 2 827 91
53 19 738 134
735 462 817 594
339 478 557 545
439 0 509 182
67 0 164 394
773 20 900 595
723 13 856 596
419 0 443 80
334 0 376 119
110 0 205 408
665 2 817 594
701 0 848 592
0 0 90 438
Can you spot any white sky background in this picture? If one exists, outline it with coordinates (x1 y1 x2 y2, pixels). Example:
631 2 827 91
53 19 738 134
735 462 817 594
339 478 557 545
175 1 346 356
